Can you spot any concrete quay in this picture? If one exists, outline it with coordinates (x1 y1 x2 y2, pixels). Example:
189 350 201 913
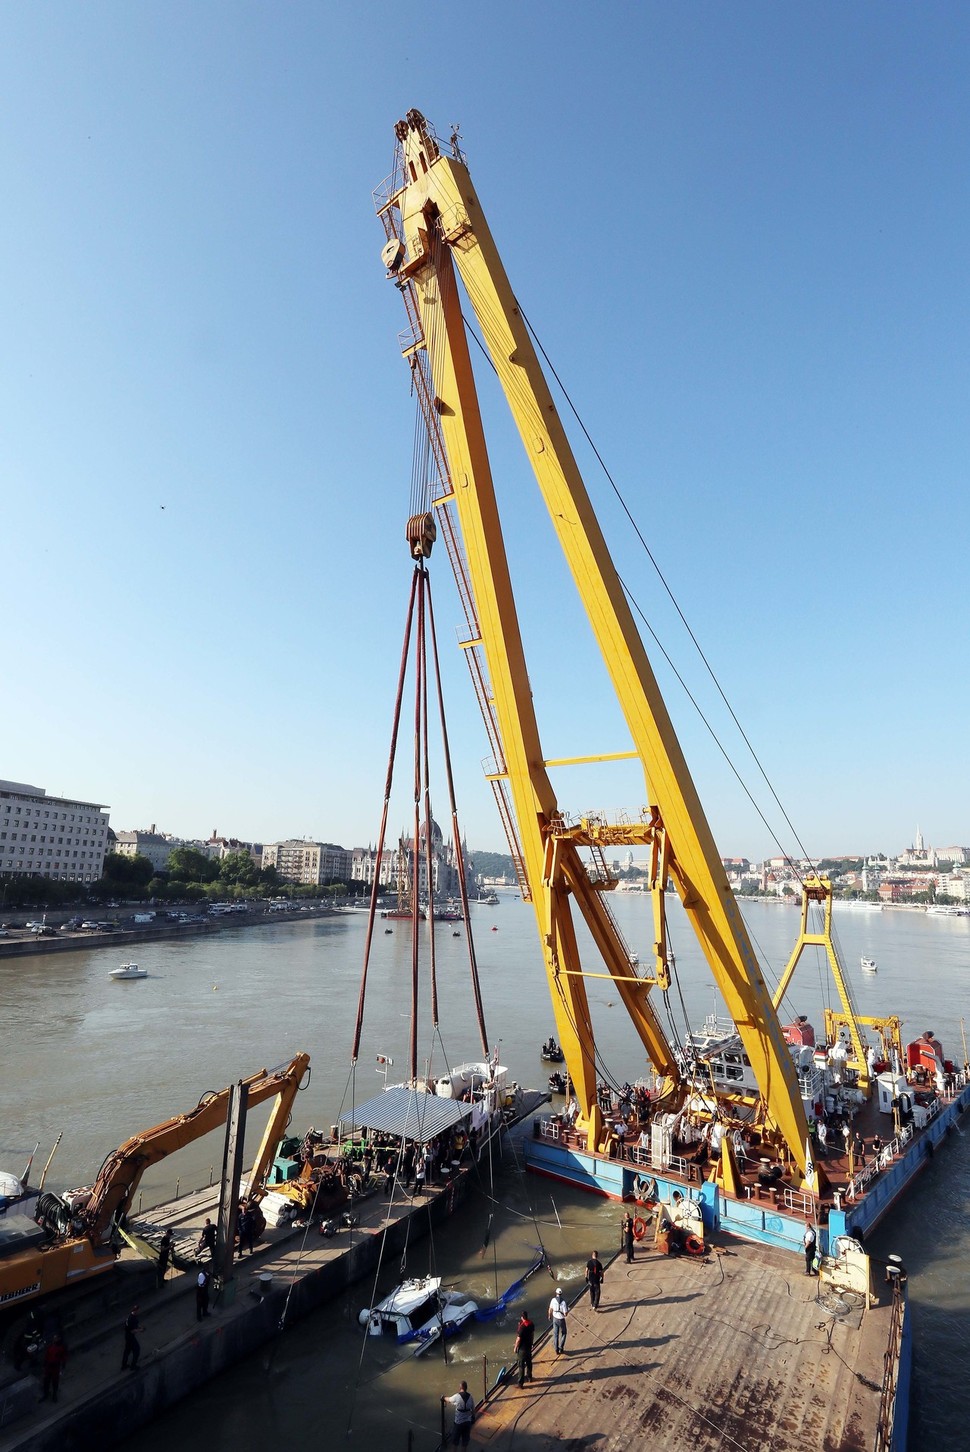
0 904 339 961
0 1098 545 1452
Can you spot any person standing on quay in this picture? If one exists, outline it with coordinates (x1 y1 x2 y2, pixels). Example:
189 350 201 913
196 1269 211 1320
237 1201 255 1257
622 1213 635 1263
548 1286 568 1354
40 1334 68 1402
121 1306 143 1370
585 1250 604 1309
196 1217 217 1260
156 1227 174 1288
441 1379 476 1448
803 1223 817 1276
514 1310 535 1386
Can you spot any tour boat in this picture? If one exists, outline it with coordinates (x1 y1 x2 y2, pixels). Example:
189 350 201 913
359 1276 479 1349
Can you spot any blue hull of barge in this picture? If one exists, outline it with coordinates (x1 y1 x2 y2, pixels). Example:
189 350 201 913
525 1078 970 1255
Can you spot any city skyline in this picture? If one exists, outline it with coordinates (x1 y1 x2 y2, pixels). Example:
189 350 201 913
101 811 970 869
3 7 969 861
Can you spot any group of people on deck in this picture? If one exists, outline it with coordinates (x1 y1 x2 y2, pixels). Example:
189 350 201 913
340 1124 479 1198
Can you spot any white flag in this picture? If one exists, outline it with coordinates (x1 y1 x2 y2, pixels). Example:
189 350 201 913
804 1136 818 1194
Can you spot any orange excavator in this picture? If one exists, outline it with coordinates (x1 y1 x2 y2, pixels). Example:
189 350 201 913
0 1052 310 1314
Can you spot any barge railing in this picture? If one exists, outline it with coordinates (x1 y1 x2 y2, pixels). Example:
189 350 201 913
874 1280 906 1452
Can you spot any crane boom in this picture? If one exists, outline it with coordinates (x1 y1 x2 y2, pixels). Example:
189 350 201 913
379 110 812 1176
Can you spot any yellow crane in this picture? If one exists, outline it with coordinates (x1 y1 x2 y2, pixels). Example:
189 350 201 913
377 110 814 1182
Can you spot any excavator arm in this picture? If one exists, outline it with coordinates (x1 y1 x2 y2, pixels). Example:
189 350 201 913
84 1052 310 1242
0 1053 310 1315
379 111 812 1177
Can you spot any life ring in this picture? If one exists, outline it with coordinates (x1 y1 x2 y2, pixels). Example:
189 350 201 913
684 1233 705 1257
633 1175 657 1206
632 1216 647 1241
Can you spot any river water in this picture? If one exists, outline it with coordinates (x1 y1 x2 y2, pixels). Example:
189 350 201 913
3 895 968 1447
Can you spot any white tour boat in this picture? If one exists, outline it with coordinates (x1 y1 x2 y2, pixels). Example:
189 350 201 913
359 1275 479 1351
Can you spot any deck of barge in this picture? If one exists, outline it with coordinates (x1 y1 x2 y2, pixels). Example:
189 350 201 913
473 1237 896 1452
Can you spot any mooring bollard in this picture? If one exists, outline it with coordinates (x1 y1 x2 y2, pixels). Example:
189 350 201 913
175 1177 180 1199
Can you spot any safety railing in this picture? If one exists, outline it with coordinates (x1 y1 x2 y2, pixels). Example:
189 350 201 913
846 1123 914 1201
779 1185 815 1216
873 1281 906 1452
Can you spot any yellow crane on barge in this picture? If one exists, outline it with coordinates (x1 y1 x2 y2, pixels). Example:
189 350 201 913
376 110 821 1188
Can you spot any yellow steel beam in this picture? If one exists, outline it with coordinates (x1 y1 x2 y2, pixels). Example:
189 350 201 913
542 753 639 767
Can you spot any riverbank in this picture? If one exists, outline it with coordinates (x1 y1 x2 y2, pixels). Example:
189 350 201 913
0 905 339 960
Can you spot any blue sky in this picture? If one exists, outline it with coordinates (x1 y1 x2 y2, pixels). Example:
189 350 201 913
1 3 968 862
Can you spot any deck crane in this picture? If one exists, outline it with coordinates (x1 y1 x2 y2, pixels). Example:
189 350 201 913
376 110 815 1184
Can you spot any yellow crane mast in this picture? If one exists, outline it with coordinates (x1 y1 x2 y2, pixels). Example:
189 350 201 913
377 111 813 1179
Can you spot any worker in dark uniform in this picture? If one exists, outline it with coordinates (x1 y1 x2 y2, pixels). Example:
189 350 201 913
585 1250 605 1308
121 1306 143 1370
196 1217 217 1260
156 1228 174 1288
514 1310 535 1386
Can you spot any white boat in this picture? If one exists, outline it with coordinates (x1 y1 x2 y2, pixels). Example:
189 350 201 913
359 1275 479 1350
860 956 877 974
358 1245 546 1355
109 962 148 980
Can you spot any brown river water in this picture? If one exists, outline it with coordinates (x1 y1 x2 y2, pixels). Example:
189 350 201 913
3 895 968 1448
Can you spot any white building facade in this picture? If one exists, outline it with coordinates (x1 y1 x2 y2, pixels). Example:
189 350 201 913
261 840 351 886
113 829 183 873
0 779 110 884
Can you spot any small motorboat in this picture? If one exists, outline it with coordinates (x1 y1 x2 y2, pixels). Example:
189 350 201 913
548 1070 570 1095
109 962 147 980
861 956 877 974
541 1038 565 1063
359 1276 479 1352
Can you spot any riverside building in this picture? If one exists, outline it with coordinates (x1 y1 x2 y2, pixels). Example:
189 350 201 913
261 839 351 886
0 778 110 884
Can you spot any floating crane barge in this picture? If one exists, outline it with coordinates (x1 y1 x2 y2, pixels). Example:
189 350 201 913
372 108 969 1450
